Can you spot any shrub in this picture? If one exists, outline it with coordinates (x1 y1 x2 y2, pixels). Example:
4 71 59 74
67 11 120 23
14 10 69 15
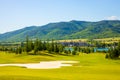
72 51 76 55
105 53 109 58
106 42 120 59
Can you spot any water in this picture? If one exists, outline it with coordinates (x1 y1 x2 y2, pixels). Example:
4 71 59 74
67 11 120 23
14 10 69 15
64 47 74 52
94 48 109 52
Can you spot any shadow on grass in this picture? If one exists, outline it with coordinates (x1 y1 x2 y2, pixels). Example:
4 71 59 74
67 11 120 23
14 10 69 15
28 52 55 57
112 58 120 60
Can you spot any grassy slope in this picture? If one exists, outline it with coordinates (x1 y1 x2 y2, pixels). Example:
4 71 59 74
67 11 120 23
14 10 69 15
0 52 120 80
1 20 120 42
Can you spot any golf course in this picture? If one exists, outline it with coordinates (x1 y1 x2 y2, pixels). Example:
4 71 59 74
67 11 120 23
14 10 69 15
0 0 120 80
0 51 120 80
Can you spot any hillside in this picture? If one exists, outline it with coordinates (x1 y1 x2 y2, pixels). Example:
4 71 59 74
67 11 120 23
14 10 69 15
0 20 120 42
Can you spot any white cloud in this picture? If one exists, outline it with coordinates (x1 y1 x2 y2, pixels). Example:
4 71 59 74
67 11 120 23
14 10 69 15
107 16 119 20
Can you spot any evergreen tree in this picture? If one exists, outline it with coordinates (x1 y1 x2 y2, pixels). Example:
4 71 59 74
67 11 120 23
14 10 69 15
15 48 19 54
106 41 120 59
72 50 77 55
46 39 50 51
117 41 120 55
15 47 22 54
42 41 47 50
51 39 54 52
58 44 64 54
64 50 68 55
34 38 39 54
17 47 22 54
48 39 54 53
68 49 71 55
38 39 42 51
25 36 32 53
25 36 34 53
54 42 59 53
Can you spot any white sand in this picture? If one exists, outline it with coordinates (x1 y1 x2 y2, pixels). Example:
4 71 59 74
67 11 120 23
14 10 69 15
0 61 79 69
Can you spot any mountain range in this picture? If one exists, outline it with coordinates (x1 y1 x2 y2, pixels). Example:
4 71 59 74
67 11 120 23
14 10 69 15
0 20 120 42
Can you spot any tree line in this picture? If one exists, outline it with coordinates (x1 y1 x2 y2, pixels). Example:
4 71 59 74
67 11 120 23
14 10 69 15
0 36 96 55
0 36 119 58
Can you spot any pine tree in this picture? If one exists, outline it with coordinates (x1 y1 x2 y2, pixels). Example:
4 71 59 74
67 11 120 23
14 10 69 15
51 39 54 52
18 47 22 54
34 38 39 54
117 41 120 55
106 41 120 59
54 42 59 53
25 36 30 53
46 39 50 51
42 41 47 50
25 36 33 53
38 39 42 51
72 50 77 55
58 44 64 54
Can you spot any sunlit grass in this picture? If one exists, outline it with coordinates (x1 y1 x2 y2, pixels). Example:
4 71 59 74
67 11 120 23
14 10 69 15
0 51 120 80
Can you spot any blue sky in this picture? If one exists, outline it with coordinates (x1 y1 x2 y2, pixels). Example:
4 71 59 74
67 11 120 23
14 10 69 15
0 0 120 33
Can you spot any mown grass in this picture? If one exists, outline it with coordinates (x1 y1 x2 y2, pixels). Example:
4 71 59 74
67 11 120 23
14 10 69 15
0 51 120 80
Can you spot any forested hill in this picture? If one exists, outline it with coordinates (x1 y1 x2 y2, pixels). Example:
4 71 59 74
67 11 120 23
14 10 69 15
0 20 120 42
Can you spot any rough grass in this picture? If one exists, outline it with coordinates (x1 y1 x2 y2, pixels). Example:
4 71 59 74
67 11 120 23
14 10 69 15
94 37 120 43
58 37 120 43
0 51 120 80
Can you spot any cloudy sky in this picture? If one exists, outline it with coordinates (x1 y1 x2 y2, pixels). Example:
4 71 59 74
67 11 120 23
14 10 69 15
0 0 120 33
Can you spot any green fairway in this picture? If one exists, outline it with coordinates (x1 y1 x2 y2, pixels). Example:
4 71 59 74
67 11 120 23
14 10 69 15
0 51 120 80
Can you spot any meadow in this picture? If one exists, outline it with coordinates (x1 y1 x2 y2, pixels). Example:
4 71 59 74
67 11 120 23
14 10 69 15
58 37 120 43
0 51 120 80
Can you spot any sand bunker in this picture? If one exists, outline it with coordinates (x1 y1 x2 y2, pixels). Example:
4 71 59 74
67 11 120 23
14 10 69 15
0 61 78 69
